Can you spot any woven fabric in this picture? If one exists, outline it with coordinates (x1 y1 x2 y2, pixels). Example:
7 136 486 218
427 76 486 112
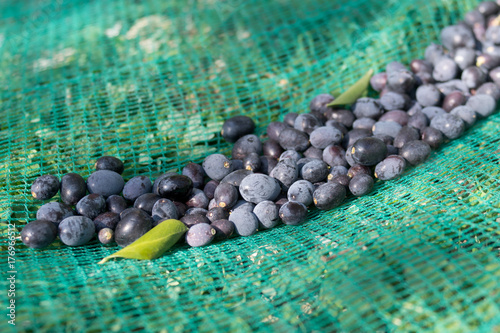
1 0 500 331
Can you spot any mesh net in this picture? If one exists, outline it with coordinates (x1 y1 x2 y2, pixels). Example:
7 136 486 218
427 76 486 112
1 0 500 331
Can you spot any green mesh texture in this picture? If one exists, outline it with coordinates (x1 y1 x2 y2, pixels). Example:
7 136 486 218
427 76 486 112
1 0 500 331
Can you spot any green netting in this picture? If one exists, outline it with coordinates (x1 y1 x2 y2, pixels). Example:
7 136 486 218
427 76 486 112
1 0 500 331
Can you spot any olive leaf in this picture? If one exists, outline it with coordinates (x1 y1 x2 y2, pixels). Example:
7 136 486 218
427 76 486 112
327 69 374 107
98 219 188 264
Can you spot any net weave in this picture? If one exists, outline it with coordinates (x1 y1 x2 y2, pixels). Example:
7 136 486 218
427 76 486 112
1 0 499 332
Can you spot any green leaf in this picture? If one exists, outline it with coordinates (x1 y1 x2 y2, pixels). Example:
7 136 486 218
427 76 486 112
327 69 374 107
98 219 188 264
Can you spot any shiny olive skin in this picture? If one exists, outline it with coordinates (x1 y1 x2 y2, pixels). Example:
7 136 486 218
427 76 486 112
351 137 388 166
157 175 193 201
114 210 153 247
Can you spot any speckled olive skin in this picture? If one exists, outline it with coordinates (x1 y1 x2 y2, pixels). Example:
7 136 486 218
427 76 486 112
287 180 315 206
240 174 281 204
253 200 280 229
31 175 60 201
123 176 152 202
202 154 234 181
76 194 106 220
430 114 465 139
185 223 216 247
229 209 259 236
375 155 407 181
278 128 310 152
58 216 96 247
93 212 120 231
151 198 179 223
36 202 74 226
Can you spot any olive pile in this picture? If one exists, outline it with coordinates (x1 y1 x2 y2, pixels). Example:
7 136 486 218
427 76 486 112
21 1 499 250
